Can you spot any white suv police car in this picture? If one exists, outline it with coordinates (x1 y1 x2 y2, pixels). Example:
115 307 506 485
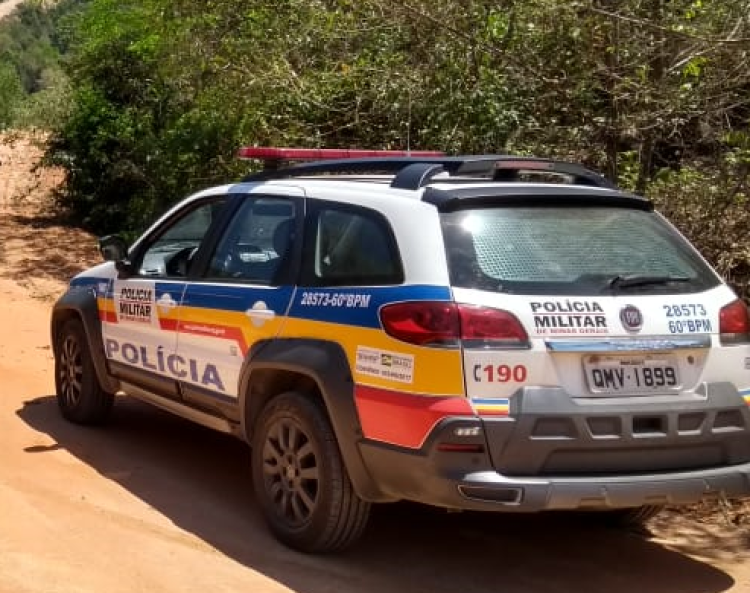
51 148 750 553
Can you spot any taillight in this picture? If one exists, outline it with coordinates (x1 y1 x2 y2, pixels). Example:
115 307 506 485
458 305 529 347
720 299 750 344
380 302 529 348
379 302 460 346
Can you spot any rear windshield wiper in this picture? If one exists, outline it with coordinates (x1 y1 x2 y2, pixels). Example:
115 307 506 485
607 274 691 290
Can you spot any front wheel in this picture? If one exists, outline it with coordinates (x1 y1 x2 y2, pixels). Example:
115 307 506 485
251 392 371 553
54 318 114 424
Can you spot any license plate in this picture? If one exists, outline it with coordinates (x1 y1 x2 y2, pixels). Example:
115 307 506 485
583 355 681 394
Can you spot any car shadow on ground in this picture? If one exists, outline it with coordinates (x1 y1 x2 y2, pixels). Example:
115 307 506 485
18 394 737 593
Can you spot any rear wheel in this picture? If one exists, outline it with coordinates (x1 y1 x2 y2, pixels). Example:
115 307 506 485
54 318 114 424
251 391 371 553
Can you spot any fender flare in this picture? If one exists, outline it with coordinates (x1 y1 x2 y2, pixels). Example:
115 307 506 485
50 287 120 394
238 338 394 503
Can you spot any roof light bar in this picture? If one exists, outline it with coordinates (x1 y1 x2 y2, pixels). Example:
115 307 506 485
237 147 445 161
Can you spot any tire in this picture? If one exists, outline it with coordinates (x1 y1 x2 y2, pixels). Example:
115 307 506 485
251 391 371 553
54 318 114 425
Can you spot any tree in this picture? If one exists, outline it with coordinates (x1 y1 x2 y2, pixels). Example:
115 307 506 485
48 0 750 243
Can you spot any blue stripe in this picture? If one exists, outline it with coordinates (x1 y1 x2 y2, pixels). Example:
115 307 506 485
181 284 295 313
287 285 452 329
155 281 187 294
85 277 453 330
472 398 510 405
70 277 104 290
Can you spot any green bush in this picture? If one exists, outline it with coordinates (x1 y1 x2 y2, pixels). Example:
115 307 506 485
0 62 23 129
40 0 750 304
648 163 750 301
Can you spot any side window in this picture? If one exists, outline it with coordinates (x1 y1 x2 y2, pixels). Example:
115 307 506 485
206 197 296 285
137 198 226 277
302 204 403 286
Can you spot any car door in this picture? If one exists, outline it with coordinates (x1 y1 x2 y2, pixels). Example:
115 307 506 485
174 191 303 408
102 195 230 400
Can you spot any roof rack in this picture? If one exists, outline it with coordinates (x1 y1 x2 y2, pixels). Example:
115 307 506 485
238 147 617 190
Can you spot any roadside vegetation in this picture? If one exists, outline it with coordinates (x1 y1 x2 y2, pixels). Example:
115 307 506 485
0 0 80 129
0 0 749 298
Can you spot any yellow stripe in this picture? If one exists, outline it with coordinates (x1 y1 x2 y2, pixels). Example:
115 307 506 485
282 317 465 395
179 306 285 335
100 300 465 396
98 297 114 313
474 405 510 415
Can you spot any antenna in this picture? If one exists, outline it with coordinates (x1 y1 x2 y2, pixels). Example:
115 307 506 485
406 88 412 154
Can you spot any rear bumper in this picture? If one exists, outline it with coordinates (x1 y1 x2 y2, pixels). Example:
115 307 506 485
357 382 750 509
483 383 750 476
456 465 750 510
359 433 750 511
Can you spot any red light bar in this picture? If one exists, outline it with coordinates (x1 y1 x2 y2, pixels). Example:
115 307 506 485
237 147 445 160
494 160 555 171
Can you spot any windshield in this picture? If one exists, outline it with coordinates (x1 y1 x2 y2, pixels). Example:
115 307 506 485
441 206 718 295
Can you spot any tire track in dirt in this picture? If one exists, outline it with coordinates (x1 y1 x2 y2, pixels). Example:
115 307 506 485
0 133 99 299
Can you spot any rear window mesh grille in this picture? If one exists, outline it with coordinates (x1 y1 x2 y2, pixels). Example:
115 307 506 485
471 210 691 282
441 207 715 293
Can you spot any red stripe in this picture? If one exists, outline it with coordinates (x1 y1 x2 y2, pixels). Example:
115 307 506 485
354 385 473 449
476 409 510 417
99 307 249 356
98 309 118 323
176 321 249 355
159 318 179 331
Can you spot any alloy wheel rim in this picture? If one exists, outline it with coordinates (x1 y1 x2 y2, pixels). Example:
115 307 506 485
261 417 319 527
59 335 83 408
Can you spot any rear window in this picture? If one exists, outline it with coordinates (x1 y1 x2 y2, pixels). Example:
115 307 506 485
441 207 718 295
300 202 404 287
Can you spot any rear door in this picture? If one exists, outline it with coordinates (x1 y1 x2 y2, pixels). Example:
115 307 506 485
174 190 303 409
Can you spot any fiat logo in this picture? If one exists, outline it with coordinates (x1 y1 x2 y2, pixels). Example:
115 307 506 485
620 305 643 332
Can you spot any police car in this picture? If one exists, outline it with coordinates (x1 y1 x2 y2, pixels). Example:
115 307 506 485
51 148 750 553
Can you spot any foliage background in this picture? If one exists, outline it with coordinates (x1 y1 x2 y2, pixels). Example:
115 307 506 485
1 0 748 298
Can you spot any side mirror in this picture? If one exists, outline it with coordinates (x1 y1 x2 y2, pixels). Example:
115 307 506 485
99 235 129 262
99 235 136 278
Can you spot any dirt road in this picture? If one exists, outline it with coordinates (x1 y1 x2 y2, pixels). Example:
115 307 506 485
1 133 750 592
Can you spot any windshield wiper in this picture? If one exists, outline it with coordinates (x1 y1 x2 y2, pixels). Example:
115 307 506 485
607 274 691 290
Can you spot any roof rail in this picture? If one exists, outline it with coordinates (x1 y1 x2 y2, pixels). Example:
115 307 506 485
243 156 454 182
239 148 617 190
238 147 445 173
